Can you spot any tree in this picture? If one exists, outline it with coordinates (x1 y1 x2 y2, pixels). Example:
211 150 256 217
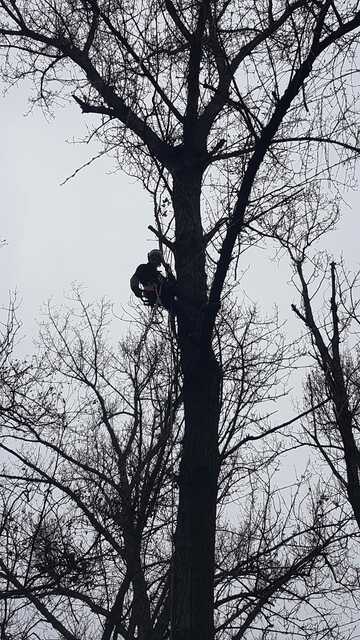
291 257 360 531
2 2 360 638
1 294 360 640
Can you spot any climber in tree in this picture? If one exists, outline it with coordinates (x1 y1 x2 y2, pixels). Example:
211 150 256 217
130 249 178 313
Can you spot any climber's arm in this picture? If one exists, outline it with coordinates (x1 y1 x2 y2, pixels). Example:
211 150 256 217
130 274 143 298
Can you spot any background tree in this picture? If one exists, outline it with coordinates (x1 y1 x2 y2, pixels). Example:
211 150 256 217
1 295 360 640
291 257 360 532
2 1 360 637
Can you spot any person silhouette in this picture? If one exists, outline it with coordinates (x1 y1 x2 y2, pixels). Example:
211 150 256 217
130 249 177 313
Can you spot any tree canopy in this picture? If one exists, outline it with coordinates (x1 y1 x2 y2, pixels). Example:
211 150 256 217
2 2 360 639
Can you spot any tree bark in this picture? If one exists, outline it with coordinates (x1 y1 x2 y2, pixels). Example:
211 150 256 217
171 167 221 640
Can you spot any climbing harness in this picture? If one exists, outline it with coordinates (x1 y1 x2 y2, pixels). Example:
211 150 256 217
141 281 163 308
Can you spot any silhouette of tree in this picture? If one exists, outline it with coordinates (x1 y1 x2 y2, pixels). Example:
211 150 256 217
2 2 360 637
292 257 360 533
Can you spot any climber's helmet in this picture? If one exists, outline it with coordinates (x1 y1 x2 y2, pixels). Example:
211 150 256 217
147 249 162 266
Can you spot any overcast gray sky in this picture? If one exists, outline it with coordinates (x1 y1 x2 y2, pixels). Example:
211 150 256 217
1 84 151 343
1 83 360 353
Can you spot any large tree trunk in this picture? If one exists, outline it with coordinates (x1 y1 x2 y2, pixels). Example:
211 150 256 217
171 168 221 640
